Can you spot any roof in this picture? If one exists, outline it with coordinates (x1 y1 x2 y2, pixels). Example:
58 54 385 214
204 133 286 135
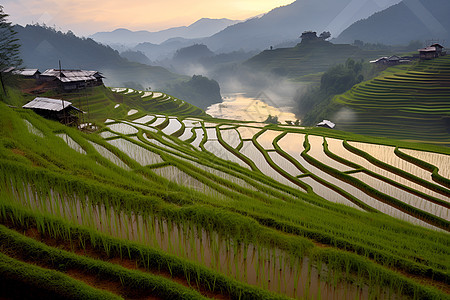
22 97 74 112
1 67 15 73
316 120 335 129
40 69 104 82
430 43 444 48
14 69 40 76
418 46 437 52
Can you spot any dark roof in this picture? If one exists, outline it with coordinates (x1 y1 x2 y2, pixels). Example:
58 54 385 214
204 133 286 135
430 43 444 49
22 97 80 112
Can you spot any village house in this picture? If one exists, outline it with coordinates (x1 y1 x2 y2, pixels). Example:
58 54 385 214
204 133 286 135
22 97 83 126
40 69 104 91
418 44 446 60
370 55 411 65
14 69 41 79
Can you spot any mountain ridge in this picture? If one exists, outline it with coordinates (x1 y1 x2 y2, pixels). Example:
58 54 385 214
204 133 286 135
334 0 450 45
90 18 240 46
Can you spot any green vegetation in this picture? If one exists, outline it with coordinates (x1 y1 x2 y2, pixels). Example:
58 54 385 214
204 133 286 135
244 39 388 80
0 77 448 299
331 55 450 145
296 58 365 125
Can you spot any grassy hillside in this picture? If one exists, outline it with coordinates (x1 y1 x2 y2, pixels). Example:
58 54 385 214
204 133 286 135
333 55 450 145
1 80 207 123
0 80 448 299
245 39 387 80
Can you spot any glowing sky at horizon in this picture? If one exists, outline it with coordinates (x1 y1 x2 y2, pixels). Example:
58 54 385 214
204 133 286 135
2 0 295 36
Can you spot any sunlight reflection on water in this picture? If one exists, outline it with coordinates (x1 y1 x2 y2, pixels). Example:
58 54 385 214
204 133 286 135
206 93 298 123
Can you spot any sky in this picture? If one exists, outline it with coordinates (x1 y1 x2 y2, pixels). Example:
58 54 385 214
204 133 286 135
2 0 295 36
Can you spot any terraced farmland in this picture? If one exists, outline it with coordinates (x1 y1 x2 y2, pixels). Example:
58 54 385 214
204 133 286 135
333 56 450 145
0 91 448 300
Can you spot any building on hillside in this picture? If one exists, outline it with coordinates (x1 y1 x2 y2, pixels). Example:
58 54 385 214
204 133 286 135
0 67 16 74
316 120 335 129
22 97 83 126
370 55 411 65
14 69 41 79
418 44 446 60
40 69 104 91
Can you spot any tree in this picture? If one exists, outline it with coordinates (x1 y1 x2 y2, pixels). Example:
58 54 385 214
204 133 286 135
319 31 331 40
0 6 22 96
264 114 278 124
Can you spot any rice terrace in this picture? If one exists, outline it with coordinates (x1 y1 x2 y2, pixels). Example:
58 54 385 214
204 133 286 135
1 1 450 299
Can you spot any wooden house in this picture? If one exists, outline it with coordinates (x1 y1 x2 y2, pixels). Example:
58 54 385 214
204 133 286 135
418 44 445 60
22 97 83 126
370 55 411 65
14 69 41 79
40 69 104 91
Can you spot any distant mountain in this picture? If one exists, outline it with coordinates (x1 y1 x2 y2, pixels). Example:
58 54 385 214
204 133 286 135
15 25 180 87
15 24 223 109
120 50 152 65
133 37 203 61
90 18 240 46
334 0 450 45
202 0 401 52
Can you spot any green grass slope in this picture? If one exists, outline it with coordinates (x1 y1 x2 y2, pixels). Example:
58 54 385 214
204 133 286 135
334 56 450 145
0 80 448 299
244 39 387 79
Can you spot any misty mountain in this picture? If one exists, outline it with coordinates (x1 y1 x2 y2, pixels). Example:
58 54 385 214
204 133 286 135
334 0 450 45
173 44 214 62
15 24 180 87
90 18 240 46
202 0 401 52
15 24 223 109
133 37 203 61
120 50 152 65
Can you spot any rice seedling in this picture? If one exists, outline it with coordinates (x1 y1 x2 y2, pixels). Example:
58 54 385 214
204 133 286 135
161 118 182 136
88 141 130 170
400 148 450 180
106 123 139 135
107 138 164 166
219 128 241 148
132 115 155 124
56 133 87 154
23 119 44 138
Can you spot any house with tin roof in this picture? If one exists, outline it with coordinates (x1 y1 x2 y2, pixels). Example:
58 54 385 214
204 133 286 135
40 69 104 90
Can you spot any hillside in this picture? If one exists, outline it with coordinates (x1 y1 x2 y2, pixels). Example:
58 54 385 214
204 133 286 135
334 0 450 45
331 55 450 145
90 18 240 46
0 77 448 298
15 24 222 109
202 0 400 52
244 39 386 79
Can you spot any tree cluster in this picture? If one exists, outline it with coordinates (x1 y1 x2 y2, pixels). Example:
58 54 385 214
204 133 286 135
0 6 22 97
295 59 364 125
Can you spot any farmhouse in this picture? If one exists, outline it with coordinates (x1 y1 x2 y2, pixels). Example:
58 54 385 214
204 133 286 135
22 97 83 126
370 55 411 65
316 120 335 129
418 44 446 60
14 69 41 79
40 69 104 90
